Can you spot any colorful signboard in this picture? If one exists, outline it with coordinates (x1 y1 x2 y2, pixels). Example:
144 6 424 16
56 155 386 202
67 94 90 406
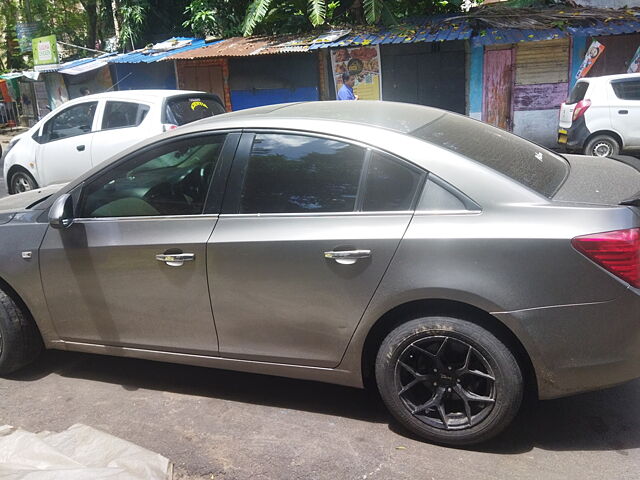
330 45 382 101
575 40 605 79
32 35 59 66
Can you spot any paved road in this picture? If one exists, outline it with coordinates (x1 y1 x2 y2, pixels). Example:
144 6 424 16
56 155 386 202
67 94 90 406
1 350 639 480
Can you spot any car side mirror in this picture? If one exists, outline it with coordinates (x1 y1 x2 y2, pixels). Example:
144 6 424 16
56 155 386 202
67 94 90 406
49 194 75 229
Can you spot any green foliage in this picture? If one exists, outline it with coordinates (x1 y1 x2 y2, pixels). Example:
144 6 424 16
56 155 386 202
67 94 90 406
242 0 274 36
183 0 247 37
308 0 327 26
119 0 148 49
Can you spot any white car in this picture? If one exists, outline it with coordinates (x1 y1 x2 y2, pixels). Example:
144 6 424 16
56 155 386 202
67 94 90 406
558 73 640 157
2 90 225 194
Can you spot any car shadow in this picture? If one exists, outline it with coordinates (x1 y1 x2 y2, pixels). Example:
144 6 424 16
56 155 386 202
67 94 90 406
10 350 640 454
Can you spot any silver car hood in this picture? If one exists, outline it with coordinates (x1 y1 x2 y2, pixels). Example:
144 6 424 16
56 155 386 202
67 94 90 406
0 184 66 215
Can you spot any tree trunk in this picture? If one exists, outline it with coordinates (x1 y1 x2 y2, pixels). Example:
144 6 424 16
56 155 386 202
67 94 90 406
111 0 120 44
82 0 99 50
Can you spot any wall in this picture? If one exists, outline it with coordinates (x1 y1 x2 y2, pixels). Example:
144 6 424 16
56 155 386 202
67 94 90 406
111 62 176 90
229 53 319 110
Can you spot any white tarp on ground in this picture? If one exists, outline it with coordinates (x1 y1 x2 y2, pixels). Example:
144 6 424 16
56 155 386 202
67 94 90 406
0 424 172 479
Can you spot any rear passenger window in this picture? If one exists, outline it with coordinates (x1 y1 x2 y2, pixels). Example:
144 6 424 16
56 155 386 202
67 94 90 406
239 134 365 214
102 101 149 130
362 152 423 211
611 79 640 101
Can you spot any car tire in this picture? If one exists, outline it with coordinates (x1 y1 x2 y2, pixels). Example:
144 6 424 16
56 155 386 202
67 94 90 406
0 289 42 375
584 135 620 158
8 170 37 195
375 316 523 446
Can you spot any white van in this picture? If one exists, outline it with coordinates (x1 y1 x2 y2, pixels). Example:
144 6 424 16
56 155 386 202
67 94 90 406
558 73 640 157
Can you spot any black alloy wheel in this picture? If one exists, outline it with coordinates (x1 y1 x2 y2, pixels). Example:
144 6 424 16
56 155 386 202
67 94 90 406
376 317 523 446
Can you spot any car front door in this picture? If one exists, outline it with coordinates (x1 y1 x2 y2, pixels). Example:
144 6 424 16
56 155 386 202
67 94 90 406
39 133 239 354
609 78 640 147
207 132 425 367
36 101 99 186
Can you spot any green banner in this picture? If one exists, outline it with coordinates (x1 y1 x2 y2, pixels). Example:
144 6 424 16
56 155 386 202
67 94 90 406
32 35 59 66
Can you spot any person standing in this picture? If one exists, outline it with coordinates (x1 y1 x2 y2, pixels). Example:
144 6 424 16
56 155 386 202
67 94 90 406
337 73 358 100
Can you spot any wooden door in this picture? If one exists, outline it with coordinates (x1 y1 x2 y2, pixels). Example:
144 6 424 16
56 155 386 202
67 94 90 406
180 65 225 100
483 48 514 130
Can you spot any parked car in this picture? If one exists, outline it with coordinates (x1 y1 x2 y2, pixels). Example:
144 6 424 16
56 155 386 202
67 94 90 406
2 90 225 194
558 73 640 157
0 101 639 446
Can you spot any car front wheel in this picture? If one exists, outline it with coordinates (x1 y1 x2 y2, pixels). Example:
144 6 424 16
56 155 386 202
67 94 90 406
0 290 42 375
9 170 38 194
375 316 523 446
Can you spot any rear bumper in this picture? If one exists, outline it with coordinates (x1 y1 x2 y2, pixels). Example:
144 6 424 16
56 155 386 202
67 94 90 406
558 116 591 151
495 289 640 400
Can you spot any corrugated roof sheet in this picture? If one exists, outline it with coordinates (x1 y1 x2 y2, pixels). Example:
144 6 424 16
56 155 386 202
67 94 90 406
165 35 313 60
109 37 216 63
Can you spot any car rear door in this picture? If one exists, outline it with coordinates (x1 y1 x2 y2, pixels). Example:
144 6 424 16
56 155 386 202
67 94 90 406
206 132 425 367
90 100 157 167
40 132 239 354
609 78 640 147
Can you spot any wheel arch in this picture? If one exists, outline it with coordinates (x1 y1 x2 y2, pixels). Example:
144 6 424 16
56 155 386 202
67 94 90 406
583 130 624 151
6 165 39 194
0 274 42 341
360 298 538 399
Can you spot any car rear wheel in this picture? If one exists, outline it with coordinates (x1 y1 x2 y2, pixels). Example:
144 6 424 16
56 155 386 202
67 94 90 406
584 135 620 158
9 170 37 194
0 289 42 375
375 316 523 446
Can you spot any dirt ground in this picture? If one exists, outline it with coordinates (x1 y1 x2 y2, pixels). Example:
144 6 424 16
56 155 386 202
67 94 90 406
1 350 639 480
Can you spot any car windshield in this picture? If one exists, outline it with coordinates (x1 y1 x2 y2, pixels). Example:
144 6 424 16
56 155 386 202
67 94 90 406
165 95 225 126
410 113 570 198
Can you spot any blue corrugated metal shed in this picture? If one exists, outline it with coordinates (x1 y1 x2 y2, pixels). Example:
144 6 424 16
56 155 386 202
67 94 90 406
108 37 217 63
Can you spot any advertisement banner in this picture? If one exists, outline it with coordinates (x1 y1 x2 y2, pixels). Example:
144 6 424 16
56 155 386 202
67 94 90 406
32 35 59 66
575 40 605 79
628 45 640 73
331 45 381 100
16 22 39 53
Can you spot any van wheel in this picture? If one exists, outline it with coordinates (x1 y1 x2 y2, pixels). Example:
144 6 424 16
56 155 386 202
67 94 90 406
584 135 620 158
0 290 42 375
8 170 37 194
375 317 523 446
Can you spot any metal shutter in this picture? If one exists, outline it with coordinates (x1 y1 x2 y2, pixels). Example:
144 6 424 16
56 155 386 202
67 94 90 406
515 39 569 85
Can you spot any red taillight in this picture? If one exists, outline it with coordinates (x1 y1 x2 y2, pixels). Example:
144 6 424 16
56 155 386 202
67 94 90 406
162 123 178 132
572 228 640 288
572 99 591 122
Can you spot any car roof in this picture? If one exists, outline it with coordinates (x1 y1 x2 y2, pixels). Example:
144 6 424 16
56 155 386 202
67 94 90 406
68 89 213 103
205 101 446 134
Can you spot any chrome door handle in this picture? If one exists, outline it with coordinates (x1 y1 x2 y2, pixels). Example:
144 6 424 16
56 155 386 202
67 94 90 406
324 250 371 265
155 253 195 267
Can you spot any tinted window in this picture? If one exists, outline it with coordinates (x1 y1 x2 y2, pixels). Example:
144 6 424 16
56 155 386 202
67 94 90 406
102 101 149 130
362 152 423 211
568 81 589 104
240 134 365 214
611 79 640 101
81 135 226 218
410 114 569 198
43 102 97 142
165 95 225 126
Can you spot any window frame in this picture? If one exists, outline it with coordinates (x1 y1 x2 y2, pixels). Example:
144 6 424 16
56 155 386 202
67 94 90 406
37 101 99 144
73 131 240 221
99 100 152 132
221 130 427 216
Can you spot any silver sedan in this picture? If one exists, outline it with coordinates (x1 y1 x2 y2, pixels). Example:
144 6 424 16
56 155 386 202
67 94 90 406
0 101 639 446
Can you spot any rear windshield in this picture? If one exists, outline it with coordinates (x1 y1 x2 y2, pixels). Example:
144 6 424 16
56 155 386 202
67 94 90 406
568 81 589 104
164 95 225 126
611 79 640 101
410 114 570 198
